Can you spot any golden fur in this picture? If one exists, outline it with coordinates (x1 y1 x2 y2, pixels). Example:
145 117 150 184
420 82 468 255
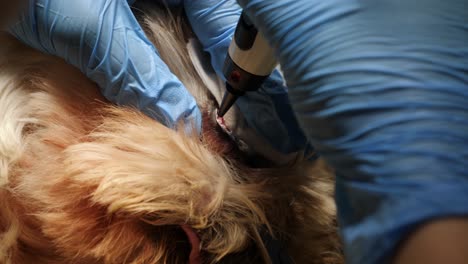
0 3 342 264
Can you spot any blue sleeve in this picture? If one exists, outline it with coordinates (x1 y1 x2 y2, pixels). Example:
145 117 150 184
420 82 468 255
237 0 468 263
10 0 201 132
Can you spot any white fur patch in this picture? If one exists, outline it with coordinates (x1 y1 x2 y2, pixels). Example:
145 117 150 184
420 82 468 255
0 70 33 186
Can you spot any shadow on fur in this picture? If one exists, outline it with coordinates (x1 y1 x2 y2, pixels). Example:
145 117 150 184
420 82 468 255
0 2 343 264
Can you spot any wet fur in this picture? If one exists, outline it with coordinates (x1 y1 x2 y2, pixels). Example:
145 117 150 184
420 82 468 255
0 3 342 264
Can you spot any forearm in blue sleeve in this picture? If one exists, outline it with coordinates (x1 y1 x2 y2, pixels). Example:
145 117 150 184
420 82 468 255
237 0 468 263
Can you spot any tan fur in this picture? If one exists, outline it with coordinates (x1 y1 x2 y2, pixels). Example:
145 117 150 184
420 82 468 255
0 3 342 264
138 6 211 107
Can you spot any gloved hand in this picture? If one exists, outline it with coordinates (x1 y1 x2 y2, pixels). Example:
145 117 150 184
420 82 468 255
9 0 201 133
184 0 308 155
233 0 466 263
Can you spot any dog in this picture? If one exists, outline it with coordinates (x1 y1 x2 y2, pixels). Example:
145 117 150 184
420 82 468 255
0 1 25 27
0 3 343 263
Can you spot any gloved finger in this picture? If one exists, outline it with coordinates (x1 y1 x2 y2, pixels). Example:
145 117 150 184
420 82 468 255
184 0 241 76
235 71 309 154
185 0 309 154
128 0 183 6
10 0 201 133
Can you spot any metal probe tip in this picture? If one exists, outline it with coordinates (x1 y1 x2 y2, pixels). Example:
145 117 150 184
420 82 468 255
217 90 239 118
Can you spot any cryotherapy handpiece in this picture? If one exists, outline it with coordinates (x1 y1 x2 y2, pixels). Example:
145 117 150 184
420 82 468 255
217 11 277 118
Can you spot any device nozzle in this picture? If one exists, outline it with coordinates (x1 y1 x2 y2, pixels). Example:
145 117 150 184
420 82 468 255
217 90 238 118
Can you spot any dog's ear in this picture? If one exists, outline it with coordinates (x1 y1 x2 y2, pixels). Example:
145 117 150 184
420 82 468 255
57 106 270 260
62 107 230 223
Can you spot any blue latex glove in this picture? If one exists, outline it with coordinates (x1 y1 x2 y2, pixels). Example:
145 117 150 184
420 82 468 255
9 0 201 133
232 0 468 263
184 0 308 154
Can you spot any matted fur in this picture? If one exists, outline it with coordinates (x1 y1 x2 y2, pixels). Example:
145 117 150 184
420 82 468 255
0 3 343 264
